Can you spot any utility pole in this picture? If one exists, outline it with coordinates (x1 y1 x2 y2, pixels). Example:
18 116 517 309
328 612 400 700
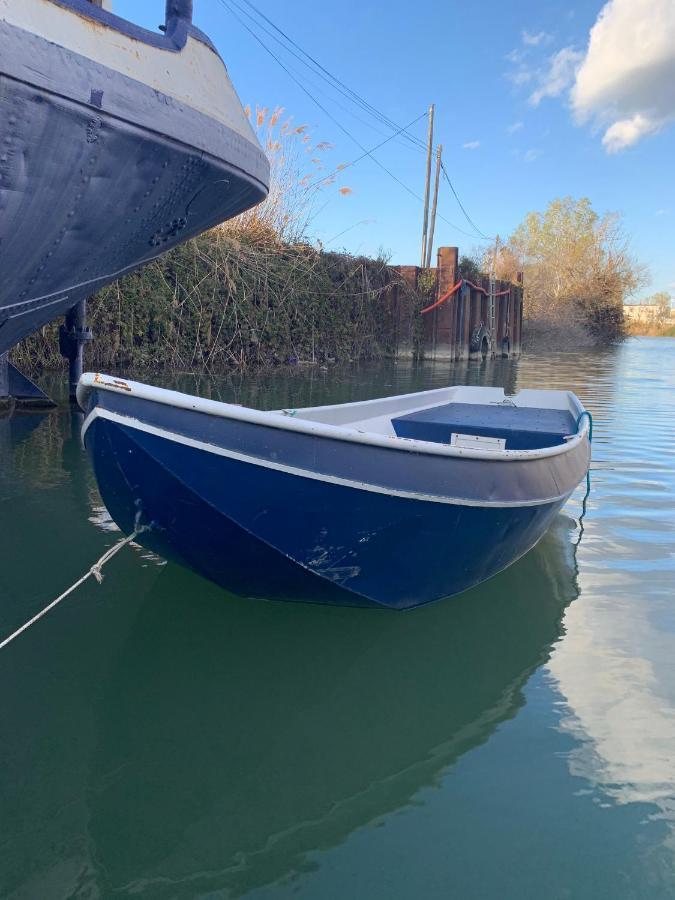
420 104 435 267
425 144 442 269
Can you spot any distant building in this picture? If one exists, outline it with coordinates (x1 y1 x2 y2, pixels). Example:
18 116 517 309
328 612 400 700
623 301 675 323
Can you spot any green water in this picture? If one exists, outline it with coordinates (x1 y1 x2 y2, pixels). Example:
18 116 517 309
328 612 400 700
1 338 674 899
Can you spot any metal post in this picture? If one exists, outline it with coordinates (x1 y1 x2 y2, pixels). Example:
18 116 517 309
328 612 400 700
0 353 8 402
487 237 500 356
61 300 92 402
425 144 442 269
166 0 194 23
420 104 435 268
69 300 85 401
0 353 12 413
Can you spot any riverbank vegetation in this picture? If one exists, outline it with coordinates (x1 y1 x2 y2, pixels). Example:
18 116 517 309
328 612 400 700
484 197 647 348
13 108 423 375
12 110 646 373
12 231 412 373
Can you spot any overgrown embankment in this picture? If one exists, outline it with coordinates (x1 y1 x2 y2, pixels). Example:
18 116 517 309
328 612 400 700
480 197 646 349
12 228 424 375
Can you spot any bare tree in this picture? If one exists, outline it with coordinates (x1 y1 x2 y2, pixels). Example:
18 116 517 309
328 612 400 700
486 198 648 344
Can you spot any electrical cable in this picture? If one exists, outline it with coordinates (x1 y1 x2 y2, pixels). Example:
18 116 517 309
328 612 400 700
441 162 491 240
235 0 428 151
219 0 492 241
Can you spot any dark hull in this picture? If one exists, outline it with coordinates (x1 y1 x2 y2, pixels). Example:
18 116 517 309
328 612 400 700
85 412 566 610
0 18 268 354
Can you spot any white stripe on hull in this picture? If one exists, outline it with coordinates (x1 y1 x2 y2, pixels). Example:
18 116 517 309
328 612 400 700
83 407 570 509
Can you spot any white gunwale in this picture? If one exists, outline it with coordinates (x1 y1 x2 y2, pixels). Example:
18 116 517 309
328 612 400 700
78 372 590 464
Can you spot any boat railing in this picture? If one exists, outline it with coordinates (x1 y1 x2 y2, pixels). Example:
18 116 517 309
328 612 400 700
165 0 193 25
51 0 208 54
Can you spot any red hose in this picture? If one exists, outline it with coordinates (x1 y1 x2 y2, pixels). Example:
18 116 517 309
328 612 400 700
420 278 463 315
420 279 512 314
463 281 511 297
463 278 488 295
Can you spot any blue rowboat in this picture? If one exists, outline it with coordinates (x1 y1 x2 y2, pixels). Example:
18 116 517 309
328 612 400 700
78 373 591 609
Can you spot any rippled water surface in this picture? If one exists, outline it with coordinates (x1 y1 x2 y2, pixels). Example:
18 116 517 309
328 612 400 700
1 338 674 899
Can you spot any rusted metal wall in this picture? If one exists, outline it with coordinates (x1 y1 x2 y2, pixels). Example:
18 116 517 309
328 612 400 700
394 246 523 361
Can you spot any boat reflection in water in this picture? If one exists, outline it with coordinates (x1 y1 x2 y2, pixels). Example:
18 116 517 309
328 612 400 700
83 514 580 896
0 410 49 458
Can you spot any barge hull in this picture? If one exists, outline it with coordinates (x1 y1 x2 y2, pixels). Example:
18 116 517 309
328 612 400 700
0 13 268 354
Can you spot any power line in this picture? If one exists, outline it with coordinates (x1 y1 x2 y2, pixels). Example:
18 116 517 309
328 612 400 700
226 0 408 143
235 0 428 151
440 162 491 240
219 0 490 241
304 111 429 190
264 54 417 145
234 0 494 241
220 2 430 200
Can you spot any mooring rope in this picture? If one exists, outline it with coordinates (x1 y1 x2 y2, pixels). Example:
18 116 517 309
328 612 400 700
0 528 147 652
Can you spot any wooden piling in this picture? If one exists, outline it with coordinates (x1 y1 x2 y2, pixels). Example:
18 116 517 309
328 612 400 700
423 246 458 360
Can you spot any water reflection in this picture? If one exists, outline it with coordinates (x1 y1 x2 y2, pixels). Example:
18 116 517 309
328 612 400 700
140 355 523 412
81 515 579 897
0 411 49 477
545 338 675 863
4 341 674 899
549 597 675 817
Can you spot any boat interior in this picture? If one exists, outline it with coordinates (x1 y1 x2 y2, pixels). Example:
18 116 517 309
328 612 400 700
287 386 584 451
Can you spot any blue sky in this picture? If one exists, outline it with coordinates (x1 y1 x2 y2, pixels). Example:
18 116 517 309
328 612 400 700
116 0 674 299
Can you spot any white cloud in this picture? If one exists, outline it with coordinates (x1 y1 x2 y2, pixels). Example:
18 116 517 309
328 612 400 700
507 121 524 134
571 0 675 151
462 140 480 150
529 47 584 106
507 68 534 86
602 114 661 152
655 208 669 216
523 148 540 162
522 29 551 46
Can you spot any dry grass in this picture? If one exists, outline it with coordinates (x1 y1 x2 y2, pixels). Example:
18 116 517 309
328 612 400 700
626 322 675 337
228 105 345 244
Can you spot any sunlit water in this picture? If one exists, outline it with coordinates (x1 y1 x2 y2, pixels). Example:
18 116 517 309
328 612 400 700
0 338 674 899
